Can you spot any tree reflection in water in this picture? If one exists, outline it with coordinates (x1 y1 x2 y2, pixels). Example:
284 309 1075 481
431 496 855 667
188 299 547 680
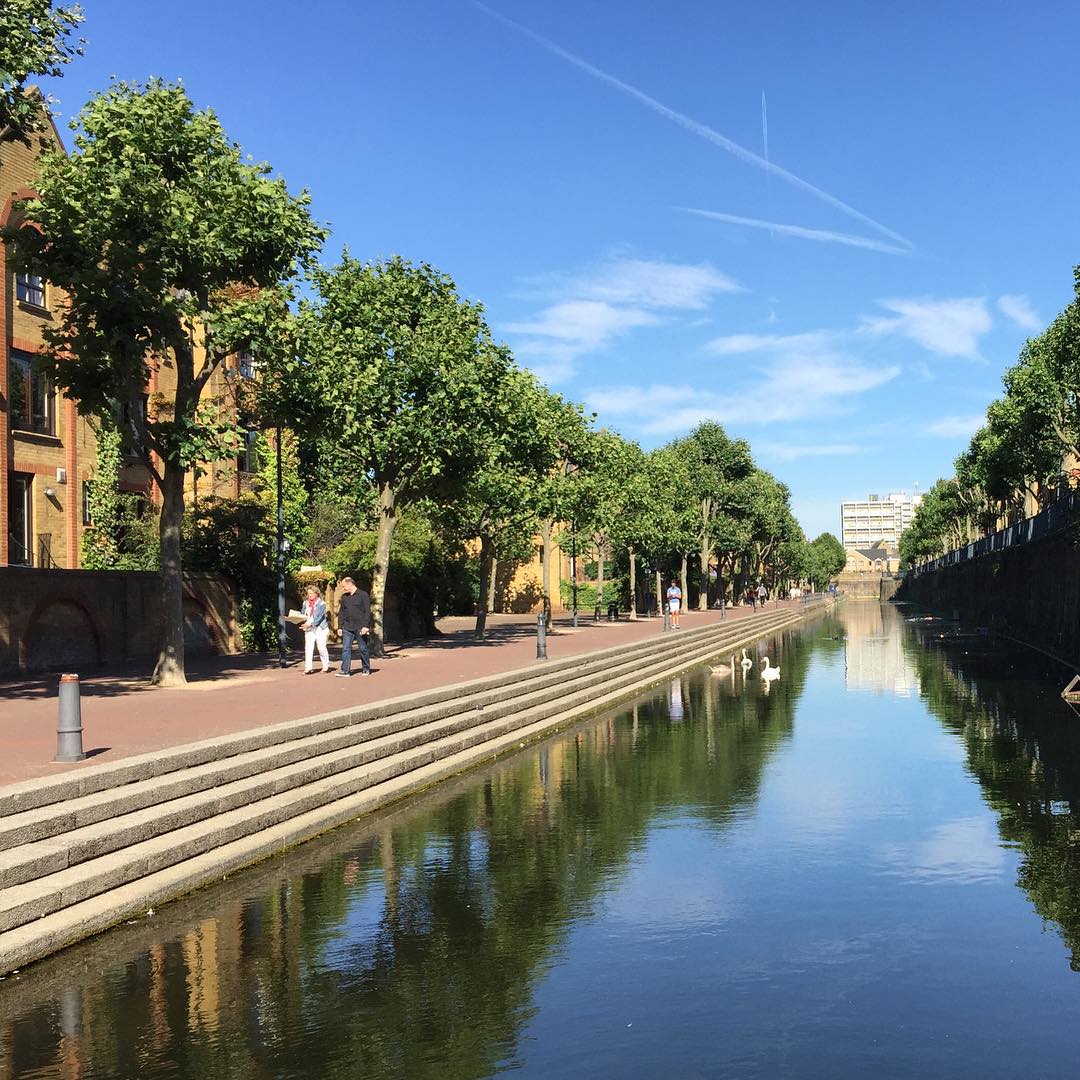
0 626 830 1079
903 615 1080 970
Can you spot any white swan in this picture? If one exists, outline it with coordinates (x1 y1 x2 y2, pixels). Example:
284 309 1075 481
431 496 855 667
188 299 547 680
709 654 737 676
740 648 753 671
760 656 781 681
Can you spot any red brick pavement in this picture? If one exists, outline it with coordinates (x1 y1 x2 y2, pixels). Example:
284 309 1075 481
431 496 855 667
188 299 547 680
0 602 797 789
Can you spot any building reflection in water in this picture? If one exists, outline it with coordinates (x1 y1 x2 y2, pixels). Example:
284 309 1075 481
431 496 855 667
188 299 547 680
841 601 919 697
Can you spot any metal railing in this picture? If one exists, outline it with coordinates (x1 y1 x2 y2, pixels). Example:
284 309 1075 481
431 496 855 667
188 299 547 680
907 488 1080 577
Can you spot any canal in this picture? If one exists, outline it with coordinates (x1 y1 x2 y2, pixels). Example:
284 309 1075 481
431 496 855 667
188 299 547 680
4 602 1080 1078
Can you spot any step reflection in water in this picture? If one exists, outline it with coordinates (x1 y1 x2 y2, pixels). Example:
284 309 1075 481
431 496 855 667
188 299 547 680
0 627 831 1078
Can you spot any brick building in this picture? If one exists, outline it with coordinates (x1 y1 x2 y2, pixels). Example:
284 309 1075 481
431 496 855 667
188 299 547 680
2 101 258 569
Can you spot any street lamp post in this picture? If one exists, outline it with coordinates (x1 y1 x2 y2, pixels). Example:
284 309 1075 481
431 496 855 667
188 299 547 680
276 425 287 668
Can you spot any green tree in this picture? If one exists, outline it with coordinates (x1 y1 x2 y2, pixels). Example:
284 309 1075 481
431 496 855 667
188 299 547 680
11 80 324 684
0 0 83 146
668 422 754 610
440 372 574 639
291 255 513 655
806 532 845 590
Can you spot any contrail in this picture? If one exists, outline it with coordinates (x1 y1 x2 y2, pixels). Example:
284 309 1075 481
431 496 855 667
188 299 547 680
474 2 913 251
761 91 769 168
682 208 912 256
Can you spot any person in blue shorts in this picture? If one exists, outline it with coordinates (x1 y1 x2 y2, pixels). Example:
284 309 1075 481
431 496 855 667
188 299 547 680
666 579 683 628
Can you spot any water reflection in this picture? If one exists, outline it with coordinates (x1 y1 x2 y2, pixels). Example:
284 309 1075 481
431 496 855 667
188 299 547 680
841 601 920 697
0 628 816 1079
6 612 1080 1077
902 614 1080 968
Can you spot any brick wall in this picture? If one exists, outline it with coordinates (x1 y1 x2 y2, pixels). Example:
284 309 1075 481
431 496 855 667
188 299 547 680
0 568 239 675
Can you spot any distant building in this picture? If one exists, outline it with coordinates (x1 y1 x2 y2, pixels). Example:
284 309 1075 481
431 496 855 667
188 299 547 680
840 492 921 550
844 541 901 575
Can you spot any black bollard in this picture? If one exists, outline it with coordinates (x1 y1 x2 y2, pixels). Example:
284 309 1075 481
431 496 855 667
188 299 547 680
55 673 87 762
536 612 548 660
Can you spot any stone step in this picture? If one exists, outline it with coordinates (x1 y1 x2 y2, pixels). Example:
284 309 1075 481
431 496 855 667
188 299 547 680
0 621 757 886
0 615 800 934
0 615 764 852
0 614 758 818
0 603 825 972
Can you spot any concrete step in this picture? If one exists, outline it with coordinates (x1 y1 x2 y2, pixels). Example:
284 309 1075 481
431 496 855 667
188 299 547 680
0 615 763 854
0 614 761 818
0 618 779 917
0 602 826 971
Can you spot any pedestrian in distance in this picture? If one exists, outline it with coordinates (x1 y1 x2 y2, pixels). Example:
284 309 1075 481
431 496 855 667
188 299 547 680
300 584 331 674
666 578 683 628
337 576 372 676
747 587 757 612
757 582 768 608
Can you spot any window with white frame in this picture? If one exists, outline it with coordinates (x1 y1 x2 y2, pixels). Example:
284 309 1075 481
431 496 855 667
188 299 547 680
15 272 46 308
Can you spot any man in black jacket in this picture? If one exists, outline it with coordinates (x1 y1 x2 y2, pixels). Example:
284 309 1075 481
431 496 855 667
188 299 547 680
336 576 372 676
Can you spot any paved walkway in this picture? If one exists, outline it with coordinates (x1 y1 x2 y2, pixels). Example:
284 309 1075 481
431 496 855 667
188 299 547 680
0 603 799 789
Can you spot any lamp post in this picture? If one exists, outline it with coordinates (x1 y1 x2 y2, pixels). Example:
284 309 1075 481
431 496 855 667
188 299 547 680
566 460 578 629
276 425 287 668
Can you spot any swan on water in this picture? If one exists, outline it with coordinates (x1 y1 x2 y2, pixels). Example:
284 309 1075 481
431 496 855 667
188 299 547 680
740 648 753 671
709 655 737 676
760 656 781 681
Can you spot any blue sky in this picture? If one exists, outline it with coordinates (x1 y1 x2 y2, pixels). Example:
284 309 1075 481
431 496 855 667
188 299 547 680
43 1 1080 537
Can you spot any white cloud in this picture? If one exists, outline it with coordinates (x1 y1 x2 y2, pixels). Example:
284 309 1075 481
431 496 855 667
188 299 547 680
997 293 1041 332
504 255 739 383
504 300 658 346
708 331 834 355
569 257 742 309
861 297 992 359
926 414 984 439
585 352 900 436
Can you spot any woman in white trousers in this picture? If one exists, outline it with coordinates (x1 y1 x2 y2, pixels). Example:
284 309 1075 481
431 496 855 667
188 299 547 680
301 584 331 673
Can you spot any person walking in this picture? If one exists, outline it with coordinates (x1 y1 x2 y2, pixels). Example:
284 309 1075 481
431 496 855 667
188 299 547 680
757 582 768 609
665 578 683 629
301 584 331 674
336 576 372 677
747 587 756 612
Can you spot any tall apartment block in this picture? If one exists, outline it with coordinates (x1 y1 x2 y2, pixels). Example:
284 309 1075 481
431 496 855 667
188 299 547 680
840 492 921 550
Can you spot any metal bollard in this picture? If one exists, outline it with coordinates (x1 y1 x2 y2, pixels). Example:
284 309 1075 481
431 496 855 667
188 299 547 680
663 608 671 632
55 673 87 762
536 612 548 660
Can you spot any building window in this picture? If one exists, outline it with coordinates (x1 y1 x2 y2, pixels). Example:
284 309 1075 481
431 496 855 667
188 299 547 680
15 273 46 309
8 474 32 566
82 480 93 526
237 349 257 380
115 395 149 461
8 350 55 436
237 429 261 474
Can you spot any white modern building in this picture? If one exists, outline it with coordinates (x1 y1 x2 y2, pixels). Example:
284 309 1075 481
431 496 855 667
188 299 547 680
840 492 921 550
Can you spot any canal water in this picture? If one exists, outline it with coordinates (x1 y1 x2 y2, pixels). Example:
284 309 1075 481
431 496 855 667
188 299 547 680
4 603 1080 1078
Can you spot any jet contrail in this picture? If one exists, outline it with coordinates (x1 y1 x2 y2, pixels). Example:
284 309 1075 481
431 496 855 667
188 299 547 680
761 91 769 168
682 208 912 256
474 2 913 251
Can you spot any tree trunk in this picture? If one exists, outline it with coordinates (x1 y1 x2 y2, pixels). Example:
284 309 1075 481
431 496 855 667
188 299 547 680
680 554 689 611
595 539 605 615
370 482 398 658
475 534 495 640
628 548 637 620
699 537 710 611
152 460 187 686
540 519 553 629
655 568 663 618
488 554 498 613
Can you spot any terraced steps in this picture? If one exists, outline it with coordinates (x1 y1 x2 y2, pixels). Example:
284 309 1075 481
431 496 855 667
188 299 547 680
0 602 825 972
